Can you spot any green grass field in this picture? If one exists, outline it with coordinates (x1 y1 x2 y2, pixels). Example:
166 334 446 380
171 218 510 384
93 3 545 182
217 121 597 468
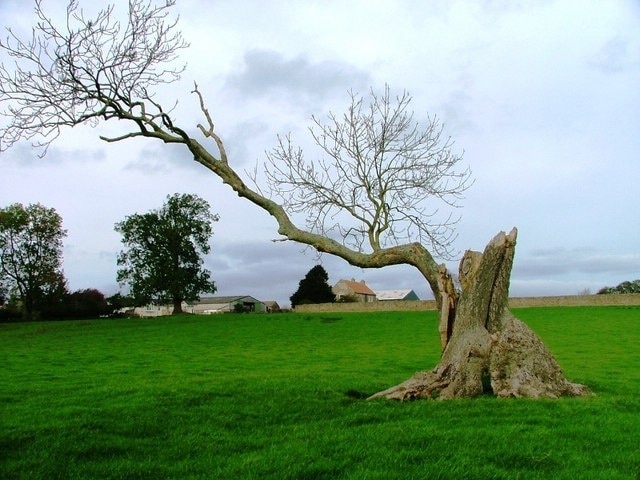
1 306 639 479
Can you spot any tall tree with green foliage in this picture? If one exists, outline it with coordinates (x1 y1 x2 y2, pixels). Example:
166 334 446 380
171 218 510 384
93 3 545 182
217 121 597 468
0 203 67 320
290 265 335 307
115 193 218 314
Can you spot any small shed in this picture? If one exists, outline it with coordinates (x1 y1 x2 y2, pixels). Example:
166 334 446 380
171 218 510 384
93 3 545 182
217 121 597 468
263 301 281 313
375 289 420 301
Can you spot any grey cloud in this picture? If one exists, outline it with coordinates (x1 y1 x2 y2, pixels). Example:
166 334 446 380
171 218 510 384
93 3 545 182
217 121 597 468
207 239 436 305
123 123 267 172
529 246 598 258
205 240 314 304
211 240 310 272
515 248 640 278
99 250 117 262
4 143 106 166
437 76 478 135
225 49 370 103
591 37 640 74
124 140 207 175
476 0 554 15
224 119 272 167
123 156 170 174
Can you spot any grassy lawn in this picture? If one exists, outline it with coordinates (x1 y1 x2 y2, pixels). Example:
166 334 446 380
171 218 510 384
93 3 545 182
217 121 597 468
1 306 639 479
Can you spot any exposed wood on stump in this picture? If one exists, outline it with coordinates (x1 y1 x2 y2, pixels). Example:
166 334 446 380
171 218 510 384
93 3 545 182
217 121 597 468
370 228 590 400
437 264 458 350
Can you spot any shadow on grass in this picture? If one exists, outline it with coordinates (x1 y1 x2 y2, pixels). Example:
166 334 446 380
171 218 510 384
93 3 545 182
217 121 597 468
344 389 371 400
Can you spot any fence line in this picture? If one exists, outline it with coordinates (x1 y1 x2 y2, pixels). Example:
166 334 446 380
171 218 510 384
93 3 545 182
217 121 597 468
294 294 640 313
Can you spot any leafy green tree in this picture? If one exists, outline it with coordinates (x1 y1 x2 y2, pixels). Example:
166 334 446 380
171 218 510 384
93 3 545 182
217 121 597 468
0 203 67 320
290 265 335 307
115 193 218 314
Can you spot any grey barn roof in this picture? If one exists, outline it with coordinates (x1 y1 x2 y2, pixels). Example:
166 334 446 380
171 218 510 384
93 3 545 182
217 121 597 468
189 295 262 305
375 289 419 301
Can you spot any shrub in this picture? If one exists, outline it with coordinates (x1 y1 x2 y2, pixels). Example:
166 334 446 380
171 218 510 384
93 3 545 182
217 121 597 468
598 279 640 294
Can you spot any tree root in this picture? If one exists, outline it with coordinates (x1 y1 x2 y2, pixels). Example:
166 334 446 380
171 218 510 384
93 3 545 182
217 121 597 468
369 313 590 401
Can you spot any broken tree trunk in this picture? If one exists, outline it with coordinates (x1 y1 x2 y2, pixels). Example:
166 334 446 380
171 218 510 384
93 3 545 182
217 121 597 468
370 228 590 400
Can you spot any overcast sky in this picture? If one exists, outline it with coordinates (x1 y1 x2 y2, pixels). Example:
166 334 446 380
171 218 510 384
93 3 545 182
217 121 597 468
1 0 639 307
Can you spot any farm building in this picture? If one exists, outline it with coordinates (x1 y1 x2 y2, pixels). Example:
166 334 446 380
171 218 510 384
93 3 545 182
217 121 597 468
375 289 420 301
131 296 266 316
133 304 175 317
263 301 281 313
186 296 266 314
333 279 377 303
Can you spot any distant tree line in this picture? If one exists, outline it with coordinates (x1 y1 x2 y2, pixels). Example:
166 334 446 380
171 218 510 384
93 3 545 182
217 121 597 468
597 279 640 295
1 194 217 321
0 285 134 322
0 202 115 321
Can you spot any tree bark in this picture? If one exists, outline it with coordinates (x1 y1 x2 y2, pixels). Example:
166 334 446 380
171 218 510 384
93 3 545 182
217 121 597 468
172 298 183 315
370 228 590 400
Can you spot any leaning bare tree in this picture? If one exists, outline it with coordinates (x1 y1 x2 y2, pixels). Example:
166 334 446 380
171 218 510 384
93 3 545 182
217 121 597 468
0 0 589 399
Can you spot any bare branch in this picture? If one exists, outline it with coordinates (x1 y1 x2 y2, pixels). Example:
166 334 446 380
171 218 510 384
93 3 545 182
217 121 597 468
0 0 188 153
191 82 227 163
99 132 144 142
263 85 473 259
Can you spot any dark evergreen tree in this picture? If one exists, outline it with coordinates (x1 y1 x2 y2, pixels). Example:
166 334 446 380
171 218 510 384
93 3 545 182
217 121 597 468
290 265 335 307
